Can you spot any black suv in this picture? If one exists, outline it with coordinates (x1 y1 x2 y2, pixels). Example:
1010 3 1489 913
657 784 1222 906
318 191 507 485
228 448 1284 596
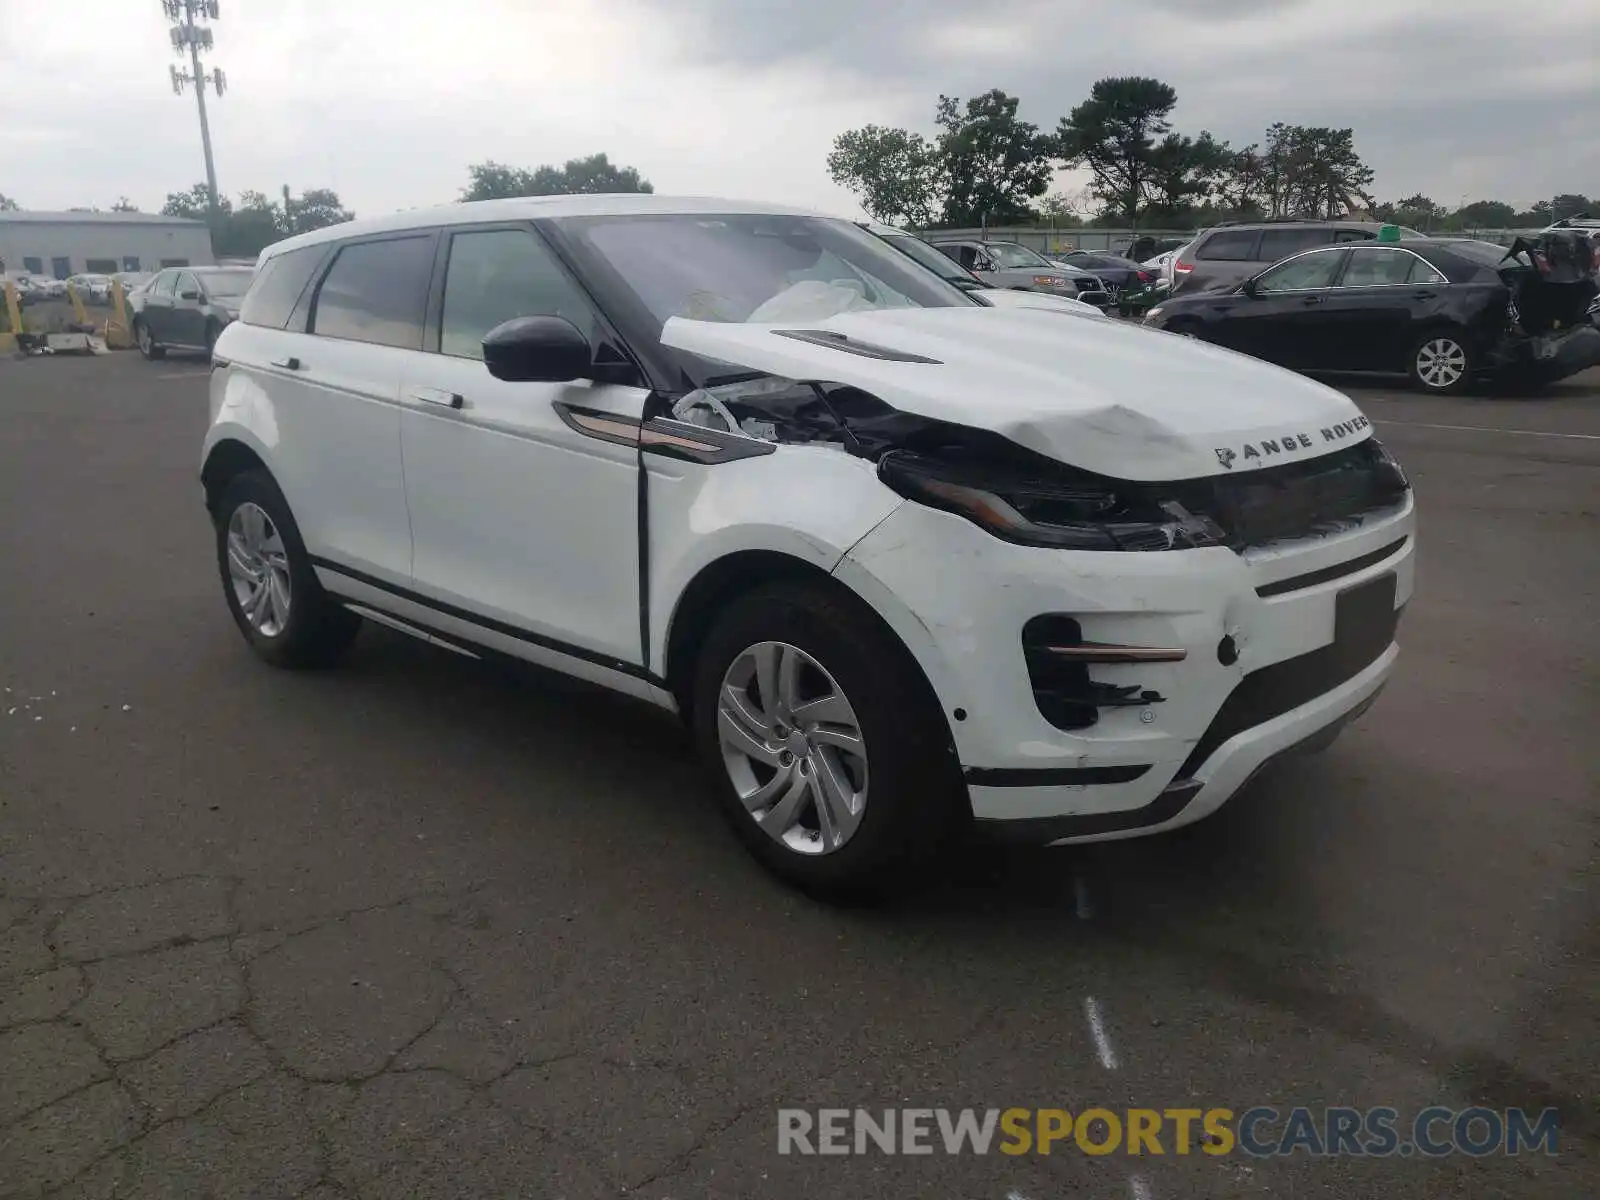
1175 220 1426 295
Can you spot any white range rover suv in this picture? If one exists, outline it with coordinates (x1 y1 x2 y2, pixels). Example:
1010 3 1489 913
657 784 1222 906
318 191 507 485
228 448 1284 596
203 195 1415 897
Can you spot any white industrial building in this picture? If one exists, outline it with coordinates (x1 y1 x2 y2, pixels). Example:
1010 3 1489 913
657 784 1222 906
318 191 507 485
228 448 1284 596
0 211 214 279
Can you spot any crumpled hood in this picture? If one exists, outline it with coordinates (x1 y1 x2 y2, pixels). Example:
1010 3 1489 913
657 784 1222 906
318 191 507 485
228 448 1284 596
661 306 1371 481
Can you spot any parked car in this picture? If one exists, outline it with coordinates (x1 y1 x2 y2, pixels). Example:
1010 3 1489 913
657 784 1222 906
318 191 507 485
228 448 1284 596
110 271 152 298
924 237 1111 306
130 266 255 358
66 273 114 304
1172 220 1428 295
202 194 1414 897
1144 235 1600 393
862 224 1104 318
1051 250 1156 298
1120 235 1188 263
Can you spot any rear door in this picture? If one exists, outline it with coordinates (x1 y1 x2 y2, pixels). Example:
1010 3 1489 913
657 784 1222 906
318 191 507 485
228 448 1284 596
258 234 433 585
1185 228 1260 292
398 223 649 666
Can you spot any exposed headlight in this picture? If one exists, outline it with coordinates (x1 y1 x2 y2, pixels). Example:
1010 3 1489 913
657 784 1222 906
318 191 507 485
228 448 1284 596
1146 306 1164 319
877 451 1227 551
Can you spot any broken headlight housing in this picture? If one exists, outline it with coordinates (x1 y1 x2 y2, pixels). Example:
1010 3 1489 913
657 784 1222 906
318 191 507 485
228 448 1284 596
877 451 1227 551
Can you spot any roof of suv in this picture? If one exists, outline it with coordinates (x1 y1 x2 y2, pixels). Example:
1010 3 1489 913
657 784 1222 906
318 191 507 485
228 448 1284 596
261 194 826 261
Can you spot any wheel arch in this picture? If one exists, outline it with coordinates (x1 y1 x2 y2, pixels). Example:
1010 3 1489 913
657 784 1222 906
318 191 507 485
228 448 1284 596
663 549 954 753
201 436 273 519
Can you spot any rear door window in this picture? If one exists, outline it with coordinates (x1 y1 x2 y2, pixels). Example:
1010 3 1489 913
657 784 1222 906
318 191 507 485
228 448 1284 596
1339 247 1415 287
151 271 177 298
309 236 435 350
1196 229 1260 261
1257 228 1334 262
240 244 329 331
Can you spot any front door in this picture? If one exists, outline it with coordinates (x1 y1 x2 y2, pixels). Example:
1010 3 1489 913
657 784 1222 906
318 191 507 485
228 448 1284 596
1309 247 1446 373
140 271 178 341
1224 248 1349 368
399 224 646 666
168 271 208 347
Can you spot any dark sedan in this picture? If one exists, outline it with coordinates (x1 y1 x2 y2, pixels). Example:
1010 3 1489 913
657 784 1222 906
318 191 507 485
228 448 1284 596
1052 250 1156 295
1143 237 1600 393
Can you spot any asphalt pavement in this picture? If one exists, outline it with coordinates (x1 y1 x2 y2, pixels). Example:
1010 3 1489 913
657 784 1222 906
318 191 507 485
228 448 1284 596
1 353 1597 1199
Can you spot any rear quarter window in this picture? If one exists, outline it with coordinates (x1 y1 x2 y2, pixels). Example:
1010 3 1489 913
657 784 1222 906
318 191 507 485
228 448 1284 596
240 244 331 331
1257 228 1334 261
1196 230 1260 261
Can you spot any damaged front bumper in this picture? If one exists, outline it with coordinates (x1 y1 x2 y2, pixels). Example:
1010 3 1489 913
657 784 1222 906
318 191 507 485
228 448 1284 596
832 493 1416 845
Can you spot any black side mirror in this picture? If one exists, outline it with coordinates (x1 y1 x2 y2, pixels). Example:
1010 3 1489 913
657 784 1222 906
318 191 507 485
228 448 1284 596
179 289 200 301
1240 277 1260 297
482 315 592 383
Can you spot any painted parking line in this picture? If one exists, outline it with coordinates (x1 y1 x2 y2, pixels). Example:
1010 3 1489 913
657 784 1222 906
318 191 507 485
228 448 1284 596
1376 419 1600 441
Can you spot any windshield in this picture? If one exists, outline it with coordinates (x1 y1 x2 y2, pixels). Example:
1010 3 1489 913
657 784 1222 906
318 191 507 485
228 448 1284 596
196 269 255 299
878 232 981 287
986 243 1054 269
557 213 973 329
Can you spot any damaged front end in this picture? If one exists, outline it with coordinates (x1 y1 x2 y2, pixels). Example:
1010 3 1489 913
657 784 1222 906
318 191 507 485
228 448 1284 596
1488 231 1600 382
671 374 1410 554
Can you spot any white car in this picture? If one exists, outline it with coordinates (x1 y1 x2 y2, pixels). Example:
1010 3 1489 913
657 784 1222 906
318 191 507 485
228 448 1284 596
202 195 1415 897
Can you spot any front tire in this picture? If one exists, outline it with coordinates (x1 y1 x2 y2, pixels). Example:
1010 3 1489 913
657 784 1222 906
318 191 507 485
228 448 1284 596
135 319 165 360
691 580 963 900
204 319 223 356
1409 330 1472 394
214 470 360 668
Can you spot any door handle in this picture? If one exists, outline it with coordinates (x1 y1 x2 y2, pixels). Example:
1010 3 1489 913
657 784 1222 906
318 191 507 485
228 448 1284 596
1300 296 1323 305
270 356 302 371
408 387 464 410
1412 291 1437 300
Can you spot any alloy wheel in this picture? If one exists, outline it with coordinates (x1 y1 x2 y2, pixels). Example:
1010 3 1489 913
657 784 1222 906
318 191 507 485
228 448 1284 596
137 323 152 354
226 502 292 637
716 640 868 856
1416 337 1466 389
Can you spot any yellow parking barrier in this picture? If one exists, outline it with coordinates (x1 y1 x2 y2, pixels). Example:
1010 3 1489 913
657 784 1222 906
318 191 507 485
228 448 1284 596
1 280 21 354
104 281 135 350
66 282 90 327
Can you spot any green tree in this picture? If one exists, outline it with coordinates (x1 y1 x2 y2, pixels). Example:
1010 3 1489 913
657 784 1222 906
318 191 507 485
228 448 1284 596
1375 193 1444 230
1144 130 1233 222
935 89 1052 227
0 193 19 212
1259 124 1373 219
1055 76 1179 224
826 125 940 227
1453 199 1516 228
284 187 354 233
110 196 139 212
1552 193 1594 221
161 183 225 221
1214 145 1267 220
460 154 652 202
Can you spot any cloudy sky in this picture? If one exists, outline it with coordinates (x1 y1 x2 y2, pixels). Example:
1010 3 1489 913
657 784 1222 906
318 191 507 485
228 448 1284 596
3 0 1595 219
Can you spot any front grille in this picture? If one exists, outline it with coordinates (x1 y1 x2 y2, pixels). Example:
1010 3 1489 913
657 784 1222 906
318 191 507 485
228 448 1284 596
1174 440 1409 551
1178 573 1401 778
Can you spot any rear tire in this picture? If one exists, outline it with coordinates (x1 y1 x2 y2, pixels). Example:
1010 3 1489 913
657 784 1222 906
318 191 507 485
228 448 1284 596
135 319 164 360
1409 330 1473 394
690 580 964 902
213 470 360 669
204 319 223 357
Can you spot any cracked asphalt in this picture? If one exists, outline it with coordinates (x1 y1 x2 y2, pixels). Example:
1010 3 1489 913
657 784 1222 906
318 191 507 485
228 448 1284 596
1 355 1597 1199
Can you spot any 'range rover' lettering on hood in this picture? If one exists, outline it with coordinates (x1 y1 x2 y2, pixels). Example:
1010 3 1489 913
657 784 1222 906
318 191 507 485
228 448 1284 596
660 307 1372 481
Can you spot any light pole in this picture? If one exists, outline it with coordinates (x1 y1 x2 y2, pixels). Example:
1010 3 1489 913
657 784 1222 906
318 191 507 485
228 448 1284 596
165 0 227 223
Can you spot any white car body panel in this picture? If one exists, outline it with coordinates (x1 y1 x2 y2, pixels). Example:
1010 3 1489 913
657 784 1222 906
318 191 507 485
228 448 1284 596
395 356 649 666
207 323 413 588
660 306 1372 481
645 445 903 675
